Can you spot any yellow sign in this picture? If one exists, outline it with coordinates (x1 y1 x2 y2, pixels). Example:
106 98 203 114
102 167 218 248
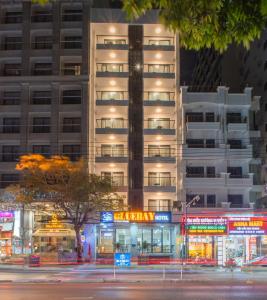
114 211 155 222
45 214 64 229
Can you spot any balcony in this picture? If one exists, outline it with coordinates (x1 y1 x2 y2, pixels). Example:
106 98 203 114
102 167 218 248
95 147 128 163
143 92 175 106
61 63 81 76
184 174 225 188
227 115 248 131
62 10 83 22
227 144 252 159
226 173 254 187
32 64 52 76
144 119 175 135
143 36 175 51
96 36 128 50
95 119 128 134
144 147 176 163
186 121 220 131
143 64 175 78
96 63 128 77
183 144 225 159
61 38 82 49
2 13 22 24
102 175 127 192
1 38 22 51
185 114 220 131
144 177 176 193
96 91 128 106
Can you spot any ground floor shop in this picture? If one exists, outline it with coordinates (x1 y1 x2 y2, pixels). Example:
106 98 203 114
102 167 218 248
96 211 178 258
0 211 15 258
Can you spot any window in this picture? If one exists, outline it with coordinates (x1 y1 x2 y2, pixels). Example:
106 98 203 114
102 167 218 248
186 139 204 148
205 112 215 122
31 10 52 22
62 9 82 22
32 63 52 76
62 145 80 161
62 117 81 133
101 172 124 186
148 145 171 157
227 167 242 178
148 172 172 186
2 145 19 162
3 118 20 133
32 145 50 157
186 194 205 207
100 144 124 157
98 91 124 101
4 37 22 50
228 194 243 208
207 195 216 208
33 36 53 49
147 92 173 101
148 39 171 46
147 64 173 73
32 117 50 133
31 91 51 105
62 36 82 49
62 89 81 104
206 139 215 148
0 174 19 188
185 112 203 122
228 139 242 149
4 11 22 24
186 167 204 178
3 64 21 76
98 118 125 128
62 63 81 75
148 199 170 211
226 113 242 123
207 166 215 178
2 91 20 105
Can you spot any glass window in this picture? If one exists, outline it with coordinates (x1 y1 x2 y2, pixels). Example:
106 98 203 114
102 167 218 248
31 91 51 105
99 118 124 128
62 117 81 133
0 174 19 188
63 63 81 76
228 194 243 208
3 64 21 76
152 228 162 253
4 11 22 24
148 39 171 46
33 63 52 76
62 36 82 49
207 195 216 207
2 145 19 162
32 117 50 133
148 145 171 157
32 145 50 157
148 172 171 186
3 118 20 133
148 118 171 129
4 37 22 50
147 92 172 101
62 9 82 22
2 91 20 105
115 229 131 253
62 145 81 161
227 167 242 178
33 36 53 49
103 39 126 45
98 91 124 100
62 89 81 104
97 63 124 72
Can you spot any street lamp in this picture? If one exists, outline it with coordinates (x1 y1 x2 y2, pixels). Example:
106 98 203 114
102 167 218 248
183 195 200 261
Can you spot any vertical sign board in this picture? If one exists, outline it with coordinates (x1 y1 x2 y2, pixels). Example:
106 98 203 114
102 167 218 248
114 253 131 267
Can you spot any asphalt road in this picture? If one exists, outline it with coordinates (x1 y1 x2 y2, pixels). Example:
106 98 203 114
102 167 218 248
0 282 267 300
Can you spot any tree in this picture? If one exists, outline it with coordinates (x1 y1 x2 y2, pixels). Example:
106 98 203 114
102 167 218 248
123 0 267 52
8 154 122 262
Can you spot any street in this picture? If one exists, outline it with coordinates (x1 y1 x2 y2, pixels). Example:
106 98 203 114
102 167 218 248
1 282 267 300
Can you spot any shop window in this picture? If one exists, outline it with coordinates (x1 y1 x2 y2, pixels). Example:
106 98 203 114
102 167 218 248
207 195 216 207
228 194 243 208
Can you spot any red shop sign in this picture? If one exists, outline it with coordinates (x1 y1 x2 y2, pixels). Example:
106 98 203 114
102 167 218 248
228 217 267 235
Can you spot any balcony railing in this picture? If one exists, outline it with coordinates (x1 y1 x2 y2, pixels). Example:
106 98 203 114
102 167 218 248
102 176 127 187
96 147 127 158
143 36 174 46
146 206 172 212
144 147 175 158
143 64 175 73
144 119 175 129
62 64 81 76
32 67 52 76
32 40 53 50
31 13 52 23
226 116 247 124
2 41 22 50
144 177 176 187
96 63 128 73
62 12 83 22
96 119 128 129
144 92 175 102
96 91 128 101
96 36 128 49
61 40 82 49
3 14 23 24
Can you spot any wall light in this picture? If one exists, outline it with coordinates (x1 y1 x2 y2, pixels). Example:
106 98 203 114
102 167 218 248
109 135 115 140
156 136 162 140
156 164 162 168
110 52 116 58
109 107 116 113
109 163 116 167
155 53 162 59
156 108 162 113
109 26 116 33
155 27 161 34
110 80 116 86
155 80 162 86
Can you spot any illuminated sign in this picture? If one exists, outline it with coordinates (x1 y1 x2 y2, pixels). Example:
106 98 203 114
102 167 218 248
114 253 131 267
0 211 14 219
100 211 171 223
45 214 64 229
228 217 267 235
184 216 228 235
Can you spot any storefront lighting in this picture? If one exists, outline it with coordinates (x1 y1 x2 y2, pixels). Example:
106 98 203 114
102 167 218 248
109 26 116 33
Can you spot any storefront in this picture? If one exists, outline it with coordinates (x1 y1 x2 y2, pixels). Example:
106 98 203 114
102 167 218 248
97 211 178 258
182 214 267 266
0 211 14 258
33 214 76 260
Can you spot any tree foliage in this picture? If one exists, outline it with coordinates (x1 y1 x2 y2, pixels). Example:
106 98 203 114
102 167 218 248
9 154 122 261
123 0 267 52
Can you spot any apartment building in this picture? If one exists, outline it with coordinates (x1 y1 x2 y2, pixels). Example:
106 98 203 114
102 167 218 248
89 14 180 212
0 1 90 190
181 86 261 211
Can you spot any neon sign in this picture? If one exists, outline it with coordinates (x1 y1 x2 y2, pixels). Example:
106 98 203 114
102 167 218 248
100 211 171 223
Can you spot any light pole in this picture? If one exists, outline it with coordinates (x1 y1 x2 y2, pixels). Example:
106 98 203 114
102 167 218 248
183 195 200 261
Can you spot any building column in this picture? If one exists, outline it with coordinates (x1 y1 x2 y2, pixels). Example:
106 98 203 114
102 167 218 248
22 1 31 76
20 83 30 154
50 83 60 155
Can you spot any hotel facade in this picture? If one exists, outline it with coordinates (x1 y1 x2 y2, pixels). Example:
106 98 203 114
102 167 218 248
0 1 264 265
